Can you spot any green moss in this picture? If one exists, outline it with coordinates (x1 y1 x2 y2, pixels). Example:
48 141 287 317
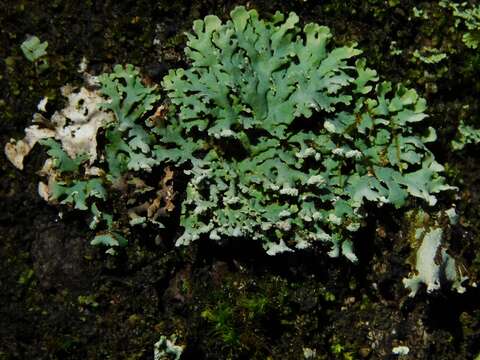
201 304 239 346
330 339 355 360
17 268 34 285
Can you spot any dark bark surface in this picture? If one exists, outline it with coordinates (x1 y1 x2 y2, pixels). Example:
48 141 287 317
1 1 480 359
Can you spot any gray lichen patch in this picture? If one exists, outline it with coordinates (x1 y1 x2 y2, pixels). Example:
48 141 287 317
4 86 113 171
402 209 470 297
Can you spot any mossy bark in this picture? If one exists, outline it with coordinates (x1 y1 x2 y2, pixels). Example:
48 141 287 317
1 0 480 359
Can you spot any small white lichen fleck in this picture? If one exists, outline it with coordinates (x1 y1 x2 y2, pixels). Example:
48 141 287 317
264 239 293 255
307 175 325 185
154 335 184 360
392 345 409 356
295 147 316 159
276 219 292 231
77 56 88 73
303 347 317 359
345 149 362 159
37 97 48 112
219 129 235 137
332 147 344 156
280 186 298 196
324 120 336 132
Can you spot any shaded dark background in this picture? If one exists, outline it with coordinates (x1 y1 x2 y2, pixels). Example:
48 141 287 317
1 1 480 359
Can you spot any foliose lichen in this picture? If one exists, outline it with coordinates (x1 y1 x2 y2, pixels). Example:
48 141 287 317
5 64 173 253
451 119 480 151
5 7 456 261
158 6 453 258
440 0 480 49
402 208 469 297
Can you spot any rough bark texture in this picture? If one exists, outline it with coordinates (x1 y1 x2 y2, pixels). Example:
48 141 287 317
2 1 480 359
